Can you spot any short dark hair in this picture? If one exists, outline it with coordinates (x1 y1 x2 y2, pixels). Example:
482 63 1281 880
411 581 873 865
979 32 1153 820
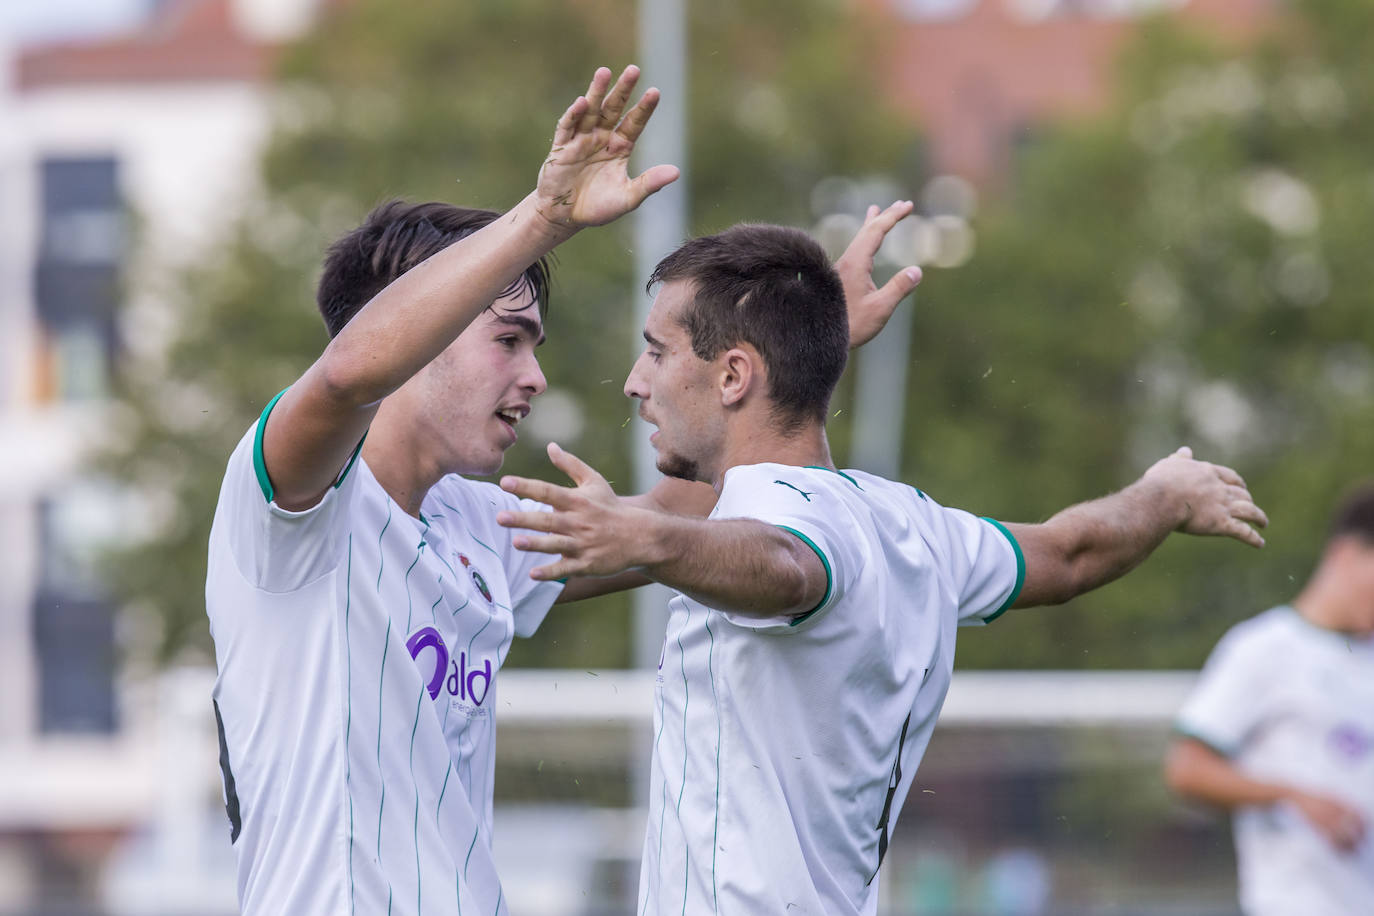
1328 483 1374 546
316 199 553 338
648 224 848 430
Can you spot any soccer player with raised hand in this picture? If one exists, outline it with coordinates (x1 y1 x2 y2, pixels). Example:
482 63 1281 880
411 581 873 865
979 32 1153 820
496 222 1268 915
206 65 675 916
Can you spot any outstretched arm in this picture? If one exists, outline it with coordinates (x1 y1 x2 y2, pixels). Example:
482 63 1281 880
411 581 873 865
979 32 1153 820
1005 447 1267 608
498 444 826 616
261 66 678 510
1165 737 1366 852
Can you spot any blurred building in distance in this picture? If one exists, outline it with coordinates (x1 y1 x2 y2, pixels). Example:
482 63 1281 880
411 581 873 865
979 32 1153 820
0 0 1276 913
866 0 1274 182
0 1 318 911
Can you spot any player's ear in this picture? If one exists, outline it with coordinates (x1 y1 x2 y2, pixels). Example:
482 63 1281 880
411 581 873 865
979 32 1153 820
719 346 761 408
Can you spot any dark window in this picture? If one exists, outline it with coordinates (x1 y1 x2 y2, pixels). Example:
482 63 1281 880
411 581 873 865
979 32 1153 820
34 156 124 401
32 496 117 734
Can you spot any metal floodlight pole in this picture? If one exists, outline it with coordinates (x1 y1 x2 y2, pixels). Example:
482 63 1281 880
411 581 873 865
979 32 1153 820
850 298 914 479
631 0 687 675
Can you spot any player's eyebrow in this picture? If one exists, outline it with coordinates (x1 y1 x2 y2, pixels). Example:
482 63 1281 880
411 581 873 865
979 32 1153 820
495 312 546 347
642 329 664 349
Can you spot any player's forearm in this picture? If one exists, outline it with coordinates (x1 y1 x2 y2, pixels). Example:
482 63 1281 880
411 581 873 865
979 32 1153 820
1164 739 1291 810
555 570 654 604
1012 476 1186 606
320 193 572 404
639 516 820 618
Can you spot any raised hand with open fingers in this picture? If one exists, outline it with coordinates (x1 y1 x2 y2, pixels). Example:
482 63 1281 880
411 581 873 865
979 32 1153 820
835 200 923 349
496 442 657 581
535 66 680 231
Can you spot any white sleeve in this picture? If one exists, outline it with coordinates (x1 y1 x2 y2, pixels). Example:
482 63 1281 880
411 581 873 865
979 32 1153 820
709 467 860 633
1175 625 1272 756
926 507 1024 627
218 393 364 593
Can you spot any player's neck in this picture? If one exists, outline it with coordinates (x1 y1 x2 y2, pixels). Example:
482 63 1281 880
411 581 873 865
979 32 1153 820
714 420 833 487
1291 576 1369 637
362 415 443 520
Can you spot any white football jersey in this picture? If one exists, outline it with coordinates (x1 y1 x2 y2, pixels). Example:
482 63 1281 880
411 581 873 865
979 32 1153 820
636 463 1024 916
206 396 563 916
1175 606 1374 916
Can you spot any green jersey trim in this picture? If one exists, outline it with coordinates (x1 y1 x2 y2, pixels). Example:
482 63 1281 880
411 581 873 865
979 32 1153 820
252 388 289 502
981 518 1025 623
776 525 833 626
804 465 862 489
252 387 367 504
1171 723 1237 759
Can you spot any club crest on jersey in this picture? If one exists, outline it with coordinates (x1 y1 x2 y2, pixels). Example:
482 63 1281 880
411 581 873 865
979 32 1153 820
457 552 494 604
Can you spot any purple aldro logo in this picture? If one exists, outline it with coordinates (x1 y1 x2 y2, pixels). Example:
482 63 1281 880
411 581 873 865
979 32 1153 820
406 626 492 705
1327 723 1374 762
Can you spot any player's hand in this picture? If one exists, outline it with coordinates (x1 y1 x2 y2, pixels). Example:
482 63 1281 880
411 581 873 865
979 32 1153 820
835 201 923 349
497 442 657 580
534 66 680 231
1141 447 1268 548
1290 790 1366 852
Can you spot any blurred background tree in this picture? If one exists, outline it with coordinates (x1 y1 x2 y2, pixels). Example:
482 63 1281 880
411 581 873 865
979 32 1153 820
98 0 914 666
919 0 1374 667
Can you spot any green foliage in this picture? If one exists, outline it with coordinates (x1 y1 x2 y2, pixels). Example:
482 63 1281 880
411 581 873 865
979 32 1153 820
101 0 915 665
920 0 1374 667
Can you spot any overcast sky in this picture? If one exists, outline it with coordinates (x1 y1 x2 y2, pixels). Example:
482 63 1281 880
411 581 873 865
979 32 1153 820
0 0 145 44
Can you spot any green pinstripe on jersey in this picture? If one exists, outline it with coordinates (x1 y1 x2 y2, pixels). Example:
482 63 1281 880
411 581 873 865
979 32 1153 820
408 685 425 915
375 619 391 864
345 535 357 915
675 605 692 915
703 611 721 911
402 532 425 631
375 504 392 591
641 671 671 916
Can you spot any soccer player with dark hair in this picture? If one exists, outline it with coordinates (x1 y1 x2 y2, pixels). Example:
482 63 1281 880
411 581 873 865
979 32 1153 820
496 222 1269 915
1166 485 1374 915
205 66 681 916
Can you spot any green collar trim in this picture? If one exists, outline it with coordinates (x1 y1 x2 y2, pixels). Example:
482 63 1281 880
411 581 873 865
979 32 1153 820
804 465 862 489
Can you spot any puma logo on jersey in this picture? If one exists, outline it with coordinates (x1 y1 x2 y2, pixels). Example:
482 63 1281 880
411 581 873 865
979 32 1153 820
773 480 814 502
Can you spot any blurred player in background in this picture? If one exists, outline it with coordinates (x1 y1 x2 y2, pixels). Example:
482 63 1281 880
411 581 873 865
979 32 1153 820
496 223 1270 915
1166 485 1374 916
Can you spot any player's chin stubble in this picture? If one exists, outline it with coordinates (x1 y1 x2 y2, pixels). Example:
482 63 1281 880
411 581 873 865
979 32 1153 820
657 453 702 484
